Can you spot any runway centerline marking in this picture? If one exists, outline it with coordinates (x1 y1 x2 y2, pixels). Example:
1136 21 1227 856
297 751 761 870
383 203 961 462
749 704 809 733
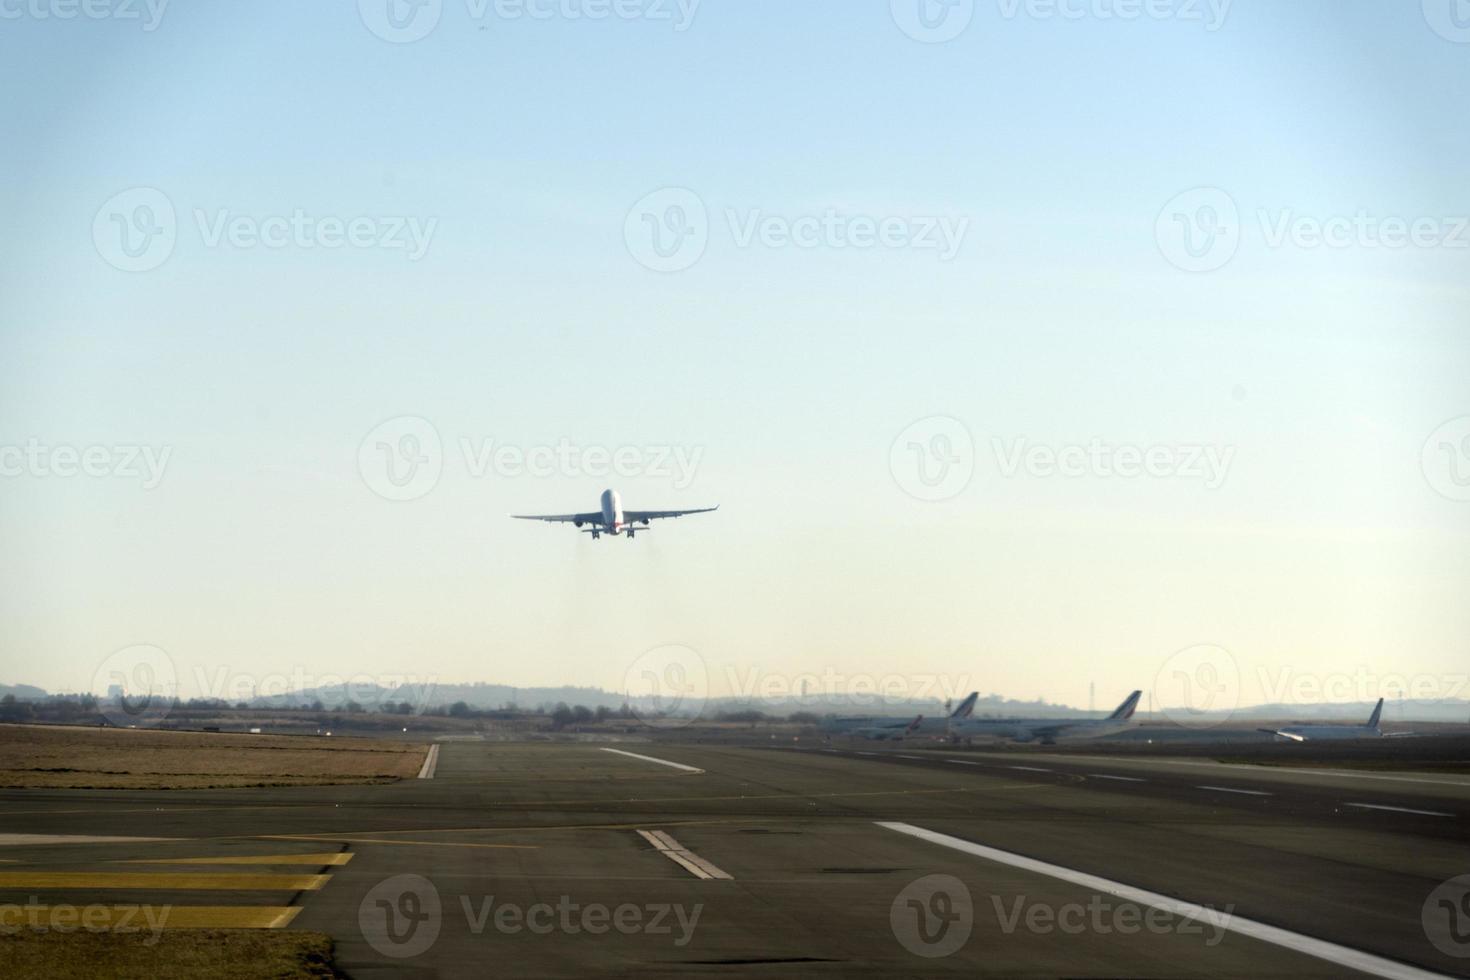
599 748 704 773
946 760 982 766
878 822 1453 980
1344 803 1454 818
417 743 440 779
636 829 733 881
1198 785 1272 797
1088 774 1146 783
1008 766 1052 773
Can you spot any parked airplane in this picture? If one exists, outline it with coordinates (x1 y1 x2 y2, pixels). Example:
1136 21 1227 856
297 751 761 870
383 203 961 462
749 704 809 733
948 690 1142 745
1259 698 1386 742
512 489 718 540
827 692 979 740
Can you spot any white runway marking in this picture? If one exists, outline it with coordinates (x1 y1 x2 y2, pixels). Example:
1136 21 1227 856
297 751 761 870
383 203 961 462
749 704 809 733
599 748 703 773
1345 803 1454 818
895 755 923 760
1080 756 1470 790
417 743 440 779
1089 774 1145 783
1009 766 1052 773
946 760 982 766
636 829 733 880
878 822 1453 980
855 751 877 756
1198 785 1272 797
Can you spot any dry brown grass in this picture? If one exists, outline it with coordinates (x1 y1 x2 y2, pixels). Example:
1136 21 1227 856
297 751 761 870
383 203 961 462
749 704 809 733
0 929 344 979
0 724 428 789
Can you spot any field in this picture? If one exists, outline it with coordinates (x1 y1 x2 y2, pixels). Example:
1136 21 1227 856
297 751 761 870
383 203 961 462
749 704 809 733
0 724 429 789
0 930 343 979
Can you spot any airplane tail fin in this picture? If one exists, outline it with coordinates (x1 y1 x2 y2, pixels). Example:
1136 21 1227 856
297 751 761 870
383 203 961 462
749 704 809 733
950 692 978 720
1367 697 1384 729
1108 690 1143 722
905 715 924 735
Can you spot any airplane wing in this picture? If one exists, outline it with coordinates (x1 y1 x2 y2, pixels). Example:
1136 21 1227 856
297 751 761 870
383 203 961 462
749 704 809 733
624 506 719 523
510 512 602 525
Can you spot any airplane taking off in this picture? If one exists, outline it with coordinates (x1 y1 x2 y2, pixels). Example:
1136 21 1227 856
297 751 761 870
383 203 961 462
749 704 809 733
948 690 1142 745
512 489 718 540
1259 698 1387 742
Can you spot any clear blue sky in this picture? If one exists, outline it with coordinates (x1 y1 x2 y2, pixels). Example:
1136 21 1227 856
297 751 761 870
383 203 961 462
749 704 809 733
1 1 1467 711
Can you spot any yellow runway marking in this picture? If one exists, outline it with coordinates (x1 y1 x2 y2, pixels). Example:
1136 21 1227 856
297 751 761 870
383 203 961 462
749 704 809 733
0 905 302 930
0 872 331 891
116 852 354 866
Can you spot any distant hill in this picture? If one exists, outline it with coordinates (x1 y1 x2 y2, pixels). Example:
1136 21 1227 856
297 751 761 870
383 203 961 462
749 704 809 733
0 684 48 701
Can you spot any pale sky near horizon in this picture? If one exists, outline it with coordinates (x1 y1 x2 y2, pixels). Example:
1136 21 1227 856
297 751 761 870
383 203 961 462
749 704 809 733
1 1 1467 716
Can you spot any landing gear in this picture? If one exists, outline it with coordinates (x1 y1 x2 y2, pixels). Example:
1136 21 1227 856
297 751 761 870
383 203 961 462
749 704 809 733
591 531 601 540
626 530 637 541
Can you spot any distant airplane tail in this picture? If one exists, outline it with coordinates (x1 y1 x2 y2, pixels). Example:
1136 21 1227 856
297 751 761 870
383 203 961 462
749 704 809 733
1366 697 1384 730
949 692 978 720
1108 690 1143 722
905 715 924 735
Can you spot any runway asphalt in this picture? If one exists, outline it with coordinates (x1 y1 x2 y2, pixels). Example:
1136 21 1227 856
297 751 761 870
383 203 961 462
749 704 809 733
1 738 1468 978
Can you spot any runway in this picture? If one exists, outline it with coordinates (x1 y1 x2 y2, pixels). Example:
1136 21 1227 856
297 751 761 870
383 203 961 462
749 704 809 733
1 739 1467 977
